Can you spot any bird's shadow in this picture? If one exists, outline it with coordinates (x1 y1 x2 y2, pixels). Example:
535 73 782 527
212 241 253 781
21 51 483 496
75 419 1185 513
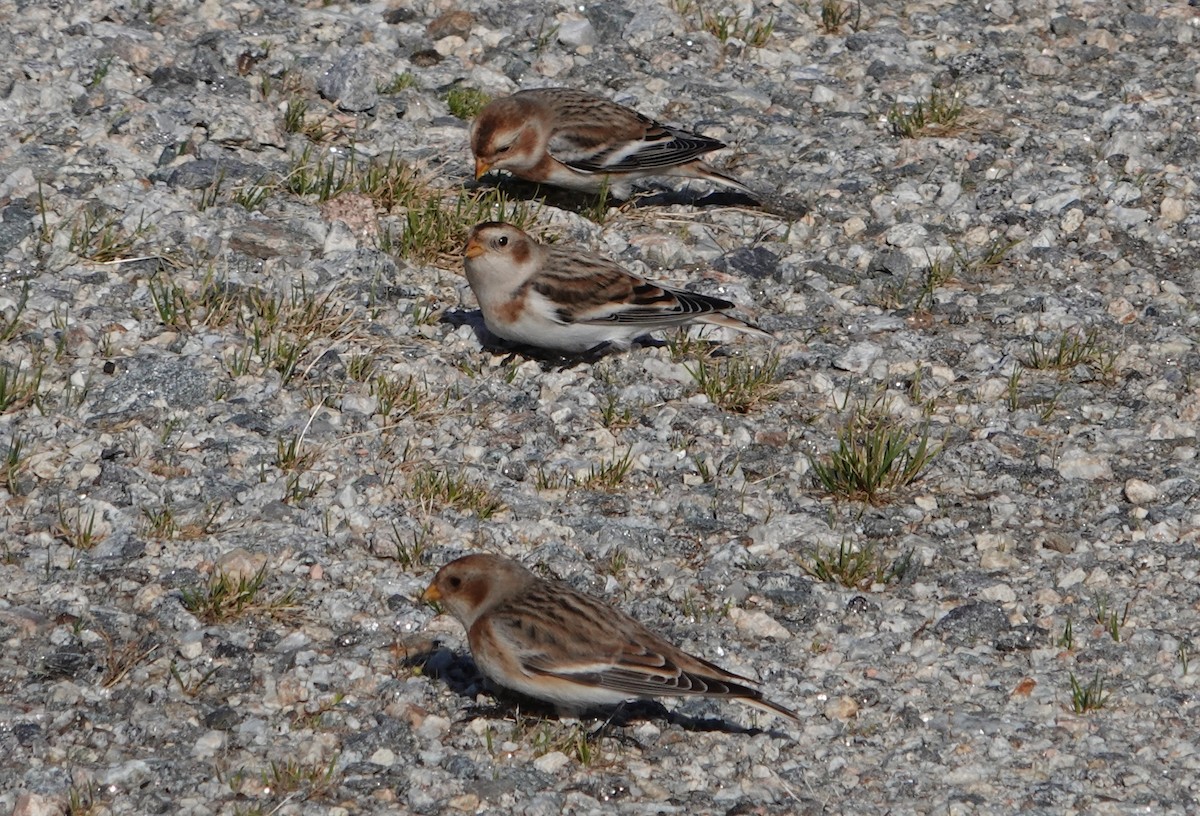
472 177 762 212
406 645 792 740
440 308 665 368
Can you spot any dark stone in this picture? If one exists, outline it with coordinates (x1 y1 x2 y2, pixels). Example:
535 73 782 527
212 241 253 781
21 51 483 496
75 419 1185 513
318 49 379 113
1049 16 1085 37
150 157 271 190
714 245 780 280
40 647 94 679
866 60 892 81
846 595 873 614
996 623 1048 652
410 49 442 67
585 5 634 41
0 198 36 254
1122 13 1158 31
120 538 147 560
383 8 416 24
204 705 239 730
933 601 1009 647
90 354 212 415
149 65 198 88
214 640 248 659
334 630 362 648
806 260 857 286
14 722 43 746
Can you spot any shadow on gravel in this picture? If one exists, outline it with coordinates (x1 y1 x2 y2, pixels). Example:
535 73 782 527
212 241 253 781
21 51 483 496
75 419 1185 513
472 175 809 220
407 645 793 740
470 177 765 212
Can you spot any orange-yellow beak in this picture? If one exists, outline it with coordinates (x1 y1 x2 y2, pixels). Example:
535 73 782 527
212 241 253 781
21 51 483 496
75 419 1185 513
422 583 442 602
474 158 491 180
464 238 485 259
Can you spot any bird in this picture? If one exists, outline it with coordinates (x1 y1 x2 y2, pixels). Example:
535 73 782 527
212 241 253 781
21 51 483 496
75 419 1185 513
469 88 754 200
462 222 770 354
422 553 800 723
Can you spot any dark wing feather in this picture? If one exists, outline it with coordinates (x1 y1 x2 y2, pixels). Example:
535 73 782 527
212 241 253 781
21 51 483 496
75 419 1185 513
532 245 734 326
595 284 734 325
523 634 761 700
557 125 726 174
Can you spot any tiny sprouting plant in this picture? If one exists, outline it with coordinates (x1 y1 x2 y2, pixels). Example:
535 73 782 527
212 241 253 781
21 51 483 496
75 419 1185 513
686 353 780 413
809 407 941 504
801 541 911 590
582 448 635 491
445 87 491 120
180 565 298 623
1069 671 1109 714
1091 593 1130 643
404 467 505 519
888 90 965 138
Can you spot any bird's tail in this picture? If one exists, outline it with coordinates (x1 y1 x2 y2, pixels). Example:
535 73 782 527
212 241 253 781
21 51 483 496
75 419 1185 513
691 161 758 197
743 692 802 723
699 312 773 340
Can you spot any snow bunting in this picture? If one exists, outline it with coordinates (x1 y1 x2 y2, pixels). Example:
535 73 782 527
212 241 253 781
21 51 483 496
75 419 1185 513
463 222 770 354
470 88 753 199
423 554 800 723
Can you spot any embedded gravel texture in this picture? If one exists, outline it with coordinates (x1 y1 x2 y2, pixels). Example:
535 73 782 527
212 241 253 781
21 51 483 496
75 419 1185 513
2 1 1200 814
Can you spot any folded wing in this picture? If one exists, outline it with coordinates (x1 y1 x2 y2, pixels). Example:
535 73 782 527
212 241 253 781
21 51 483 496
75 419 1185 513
531 247 734 327
541 94 727 174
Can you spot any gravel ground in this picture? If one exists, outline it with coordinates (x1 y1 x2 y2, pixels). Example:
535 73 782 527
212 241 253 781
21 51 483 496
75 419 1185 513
2 0 1199 814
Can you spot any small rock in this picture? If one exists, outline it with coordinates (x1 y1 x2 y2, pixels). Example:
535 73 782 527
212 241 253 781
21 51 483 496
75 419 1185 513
370 748 396 766
1050 16 1086 37
447 794 481 812
981 583 1017 603
1124 478 1158 505
418 715 450 740
1056 449 1112 480
1106 297 1137 324
427 10 474 39
811 85 838 104
1011 677 1037 697
533 751 571 773
1026 55 1059 77
1058 567 1086 588
215 548 267 582
556 15 596 48
884 223 928 248
824 695 858 721
834 341 883 374
729 607 790 639
1160 197 1186 224
12 793 62 816
869 249 911 277
318 50 379 112
434 35 466 57
192 730 226 759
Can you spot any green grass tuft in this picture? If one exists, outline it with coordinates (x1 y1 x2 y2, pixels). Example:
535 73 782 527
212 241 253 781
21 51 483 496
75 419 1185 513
809 406 941 503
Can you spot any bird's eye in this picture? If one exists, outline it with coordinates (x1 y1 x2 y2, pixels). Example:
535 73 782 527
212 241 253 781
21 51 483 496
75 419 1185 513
496 236 508 248
495 142 513 154
447 576 462 589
